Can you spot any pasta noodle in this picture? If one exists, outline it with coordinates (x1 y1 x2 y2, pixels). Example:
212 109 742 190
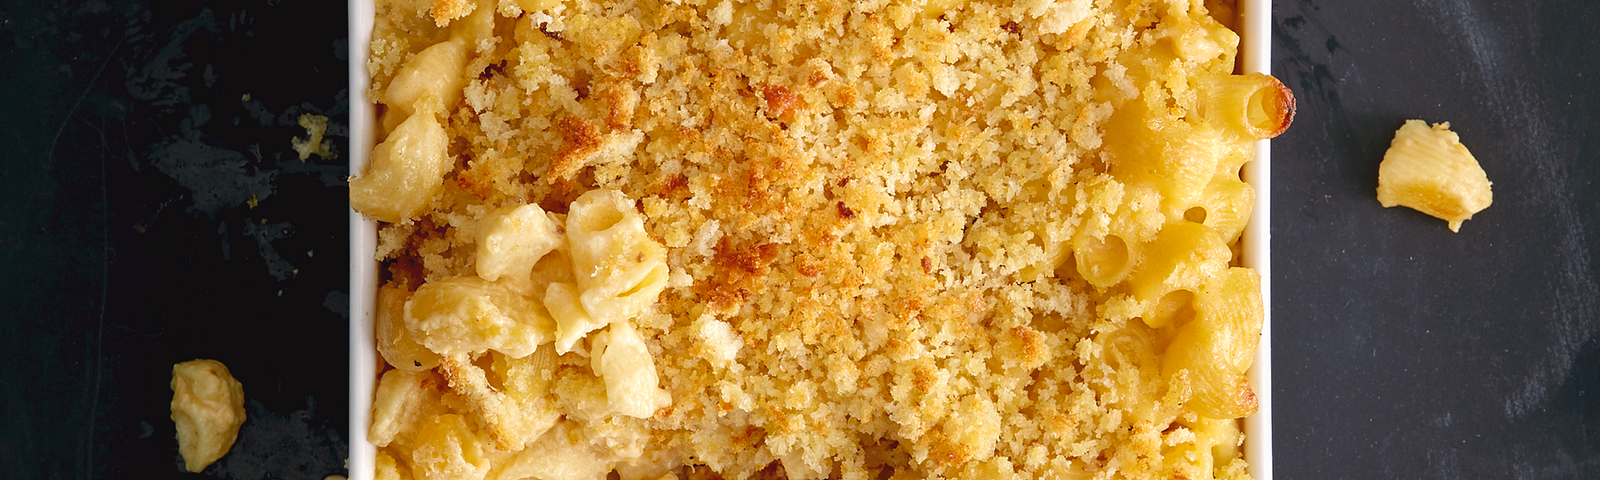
381 38 469 134
589 321 672 419
564 189 669 327
1162 268 1264 419
475 203 564 296
348 98 452 224
410 414 492 480
404 276 556 358
375 284 441 371
369 369 448 452
1377 120 1492 232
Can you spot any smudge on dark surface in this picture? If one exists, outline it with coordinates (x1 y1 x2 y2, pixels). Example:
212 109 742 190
198 398 348 480
1427 0 1598 422
243 95 280 126
124 8 220 108
323 291 350 320
244 220 296 281
149 138 275 217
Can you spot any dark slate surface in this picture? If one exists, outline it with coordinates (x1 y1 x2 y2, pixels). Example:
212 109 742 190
1 0 1596 478
1 0 350 478
1272 0 1600 477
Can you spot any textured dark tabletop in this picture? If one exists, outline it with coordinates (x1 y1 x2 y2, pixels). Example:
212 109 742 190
2 0 1597 479
1271 0 1600 477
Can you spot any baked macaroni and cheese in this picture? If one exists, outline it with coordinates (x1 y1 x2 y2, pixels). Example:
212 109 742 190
351 0 1294 478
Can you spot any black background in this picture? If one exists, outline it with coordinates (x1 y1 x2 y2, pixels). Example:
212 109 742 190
1 0 350 478
1 0 1596 478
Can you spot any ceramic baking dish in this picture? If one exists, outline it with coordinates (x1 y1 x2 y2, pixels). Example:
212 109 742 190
347 1 1276 477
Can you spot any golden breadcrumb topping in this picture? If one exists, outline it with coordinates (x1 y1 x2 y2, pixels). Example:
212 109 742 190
365 0 1261 478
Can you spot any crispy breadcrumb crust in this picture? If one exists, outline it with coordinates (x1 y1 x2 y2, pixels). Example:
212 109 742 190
367 0 1256 478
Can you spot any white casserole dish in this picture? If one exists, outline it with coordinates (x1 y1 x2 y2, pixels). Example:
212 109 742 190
347 1 1275 477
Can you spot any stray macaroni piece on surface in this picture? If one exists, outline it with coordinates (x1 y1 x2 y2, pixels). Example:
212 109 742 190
170 359 247 473
1377 120 1493 232
353 0 1295 477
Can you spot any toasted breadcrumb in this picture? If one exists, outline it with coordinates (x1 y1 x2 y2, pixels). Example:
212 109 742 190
431 0 477 26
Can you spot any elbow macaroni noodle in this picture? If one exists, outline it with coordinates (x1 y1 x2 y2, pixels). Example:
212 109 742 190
566 189 671 329
475 203 564 295
1376 120 1493 232
350 0 1294 478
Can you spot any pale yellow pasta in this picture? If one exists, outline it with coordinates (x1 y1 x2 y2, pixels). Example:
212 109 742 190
1195 73 1298 141
376 284 441 371
444 0 495 42
565 189 669 327
381 38 468 134
476 203 563 296
550 363 613 423
523 237 578 297
1161 416 1247 480
1105 103 1226 214
1095 323 1164 426
1073 231 1135 289
438 352 561 450
1127 222 1232 323
368 369 447 453
404 276 555 358
590 321 672 419
349 100 451 223
1015 221 1073 283
1146 289 1198 331
1162 268 1263 419
486 349 567 449
1377 120 1493 232
375 449 416 480
1195 416 1246 476
544 281 604 354
611 446 686 480
367 0 446 96
489 422 614 480
491 344 558 403
411 414 492 480
1192 176 1255 245
1072 177 1167 280
572 413 654 462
